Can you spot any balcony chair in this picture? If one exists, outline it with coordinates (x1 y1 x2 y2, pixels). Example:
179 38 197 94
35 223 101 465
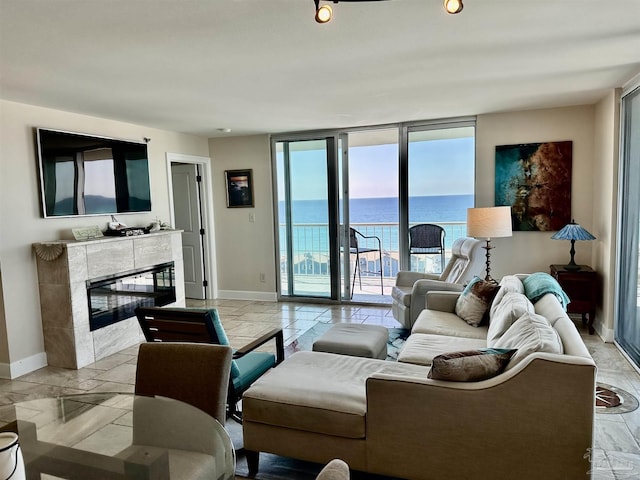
391 237 484 330
135 306 285 423
409 223 446 273
348 227 383 298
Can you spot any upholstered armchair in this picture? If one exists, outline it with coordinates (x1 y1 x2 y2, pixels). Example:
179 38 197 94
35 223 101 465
391 237 484 329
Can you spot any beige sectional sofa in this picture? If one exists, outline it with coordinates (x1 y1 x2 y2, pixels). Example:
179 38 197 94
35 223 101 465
242 275 596 480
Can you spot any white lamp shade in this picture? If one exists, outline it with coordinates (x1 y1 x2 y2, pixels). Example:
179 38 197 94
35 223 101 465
467 206 513 239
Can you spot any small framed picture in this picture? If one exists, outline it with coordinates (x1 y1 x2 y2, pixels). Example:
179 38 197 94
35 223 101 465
225 169 254 208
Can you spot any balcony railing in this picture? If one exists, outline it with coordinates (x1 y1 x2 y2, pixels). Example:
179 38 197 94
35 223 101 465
281 222 467 279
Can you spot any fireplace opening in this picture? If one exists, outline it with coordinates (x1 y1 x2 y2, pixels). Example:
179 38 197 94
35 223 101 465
87 262 176 331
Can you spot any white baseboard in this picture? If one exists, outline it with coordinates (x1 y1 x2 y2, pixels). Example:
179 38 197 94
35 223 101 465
0 352 48 379
217 290 277 302
595 322 615 343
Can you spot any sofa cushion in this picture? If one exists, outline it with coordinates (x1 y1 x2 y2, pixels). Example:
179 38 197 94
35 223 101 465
533 293 570 328
490 275 525 318
397 333 487 366
455 277 501 327
493 312 564 370
242 351 428 438
487 292 535 346
412 309 488 339
427 348 517 382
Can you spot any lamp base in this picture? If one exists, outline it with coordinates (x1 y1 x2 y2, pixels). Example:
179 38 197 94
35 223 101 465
563 240 582 271
564 264 582 271
481 239 498 283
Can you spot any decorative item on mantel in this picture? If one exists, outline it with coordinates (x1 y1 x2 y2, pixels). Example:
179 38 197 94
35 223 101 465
147 217 172 232
104 215 145 237
551 219 596 271
71 225 104 241
33 243 64 261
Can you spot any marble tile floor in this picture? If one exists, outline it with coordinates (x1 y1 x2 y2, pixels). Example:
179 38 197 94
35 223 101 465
0 299 639 479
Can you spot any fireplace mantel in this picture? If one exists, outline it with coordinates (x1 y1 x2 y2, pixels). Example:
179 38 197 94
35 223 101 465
34 231 185 369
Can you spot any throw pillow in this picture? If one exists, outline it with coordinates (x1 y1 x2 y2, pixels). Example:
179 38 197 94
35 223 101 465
490 275 525 318
487 292 535 346
427 348 517 382
455 276 501 327
493 311 564 370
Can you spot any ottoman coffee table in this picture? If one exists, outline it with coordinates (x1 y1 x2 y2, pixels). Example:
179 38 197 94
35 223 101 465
312 324 389 359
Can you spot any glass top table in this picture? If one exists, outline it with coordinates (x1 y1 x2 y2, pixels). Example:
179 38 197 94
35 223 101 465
0 392 235 480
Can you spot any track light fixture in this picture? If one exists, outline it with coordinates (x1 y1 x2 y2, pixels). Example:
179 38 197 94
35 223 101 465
314 0 333 23
444 0 464 14
314 1 464 24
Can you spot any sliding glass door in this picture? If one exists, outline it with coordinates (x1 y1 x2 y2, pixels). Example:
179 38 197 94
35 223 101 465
342 129 399 302
273 118 476 303
275 138 339 299
405 123 475 273
616 85 640 368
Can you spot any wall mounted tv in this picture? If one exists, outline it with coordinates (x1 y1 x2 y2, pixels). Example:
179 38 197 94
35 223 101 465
36 128 152 218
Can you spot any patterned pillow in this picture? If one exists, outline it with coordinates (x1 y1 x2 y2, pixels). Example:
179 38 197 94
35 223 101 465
455 276 501 327
427 348 517 382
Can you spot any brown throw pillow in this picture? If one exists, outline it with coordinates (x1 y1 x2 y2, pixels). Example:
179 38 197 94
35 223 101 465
428 348 517 382
455 276 501 327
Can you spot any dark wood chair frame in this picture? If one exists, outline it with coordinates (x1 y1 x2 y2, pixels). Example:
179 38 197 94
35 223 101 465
135 306 284 422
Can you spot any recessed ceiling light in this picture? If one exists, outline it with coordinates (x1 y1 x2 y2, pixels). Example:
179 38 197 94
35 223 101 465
217 128 232 133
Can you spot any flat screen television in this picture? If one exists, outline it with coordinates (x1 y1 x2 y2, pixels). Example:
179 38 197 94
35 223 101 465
35 128 152 218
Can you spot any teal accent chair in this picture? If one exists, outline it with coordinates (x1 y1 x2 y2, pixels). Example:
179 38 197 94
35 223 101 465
135 307 284 422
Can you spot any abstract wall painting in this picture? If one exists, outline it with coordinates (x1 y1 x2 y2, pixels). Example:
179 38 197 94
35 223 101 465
495 141 572 231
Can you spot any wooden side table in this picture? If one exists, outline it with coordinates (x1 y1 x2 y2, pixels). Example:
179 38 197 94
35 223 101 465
550 264 598 334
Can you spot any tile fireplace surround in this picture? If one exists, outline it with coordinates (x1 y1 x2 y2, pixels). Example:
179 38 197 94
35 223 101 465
33 231 185 369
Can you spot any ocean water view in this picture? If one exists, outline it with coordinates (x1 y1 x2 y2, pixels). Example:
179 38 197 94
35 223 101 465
279 194 473 276
281 194 473 224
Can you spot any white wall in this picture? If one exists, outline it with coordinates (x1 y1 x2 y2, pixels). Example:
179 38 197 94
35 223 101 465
0 100 210 378
208 135 276 301
592 91 620 339
476 105 597 278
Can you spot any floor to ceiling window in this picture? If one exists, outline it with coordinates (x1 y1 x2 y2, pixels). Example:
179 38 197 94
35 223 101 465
405 122 475 272
275 138 336 299
273 118 475 304
341 128 399 303
616 84 640 369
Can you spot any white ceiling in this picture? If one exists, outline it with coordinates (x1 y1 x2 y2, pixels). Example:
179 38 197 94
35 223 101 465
1 0 639 138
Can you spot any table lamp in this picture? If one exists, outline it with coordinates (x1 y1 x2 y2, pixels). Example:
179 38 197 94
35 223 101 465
550 219 595 271
466 206 513 283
